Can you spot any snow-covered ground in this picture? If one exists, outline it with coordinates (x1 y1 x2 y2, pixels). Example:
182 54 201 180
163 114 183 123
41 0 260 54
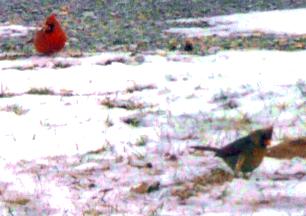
0 51 305 162
0 8 305 216
0 25 35 38
165 8 306 37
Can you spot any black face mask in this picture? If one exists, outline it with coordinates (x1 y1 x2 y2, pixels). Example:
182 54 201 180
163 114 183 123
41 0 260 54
45 23 55 33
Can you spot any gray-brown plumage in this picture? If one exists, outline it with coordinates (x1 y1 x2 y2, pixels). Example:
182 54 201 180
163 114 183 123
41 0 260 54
191 127 273 176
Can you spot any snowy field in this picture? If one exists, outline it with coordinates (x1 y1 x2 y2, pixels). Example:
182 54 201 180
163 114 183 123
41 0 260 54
165 8 306 37
0 8 305 215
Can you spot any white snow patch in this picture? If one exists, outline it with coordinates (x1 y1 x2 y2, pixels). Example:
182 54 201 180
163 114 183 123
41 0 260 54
0 25 36 38
0 50 305 161
166 8 306 37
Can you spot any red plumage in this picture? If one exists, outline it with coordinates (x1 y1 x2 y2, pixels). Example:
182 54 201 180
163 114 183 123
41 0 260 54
34 13 67 55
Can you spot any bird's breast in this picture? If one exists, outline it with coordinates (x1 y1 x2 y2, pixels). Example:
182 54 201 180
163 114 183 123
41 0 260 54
34 27 66 54
242 147 267 172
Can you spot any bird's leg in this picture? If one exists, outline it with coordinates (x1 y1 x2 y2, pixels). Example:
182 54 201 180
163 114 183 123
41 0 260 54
234 154 246 177
242 172 251 179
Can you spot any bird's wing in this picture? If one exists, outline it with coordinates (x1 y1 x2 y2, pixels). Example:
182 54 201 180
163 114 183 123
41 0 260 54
218 136 252 157
234 153 246 174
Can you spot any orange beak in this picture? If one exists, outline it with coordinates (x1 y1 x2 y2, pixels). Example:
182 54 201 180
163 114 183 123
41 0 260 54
37 23 47 32
264 139 272 146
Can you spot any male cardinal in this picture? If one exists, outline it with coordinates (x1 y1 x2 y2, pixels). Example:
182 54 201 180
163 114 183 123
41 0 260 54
33 13 67 55
190 127 273 177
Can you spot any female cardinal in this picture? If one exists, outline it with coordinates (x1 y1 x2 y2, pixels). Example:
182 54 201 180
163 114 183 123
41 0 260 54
34 13 67 55
191 127 273 177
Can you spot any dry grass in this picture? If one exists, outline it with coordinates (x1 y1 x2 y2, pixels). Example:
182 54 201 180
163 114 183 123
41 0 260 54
27 87 55 95
100 97 146 110
192 168 234 187
1 104 28 115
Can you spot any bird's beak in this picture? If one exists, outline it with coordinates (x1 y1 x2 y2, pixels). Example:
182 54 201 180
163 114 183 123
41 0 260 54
264 139 272 146
40 24 48 31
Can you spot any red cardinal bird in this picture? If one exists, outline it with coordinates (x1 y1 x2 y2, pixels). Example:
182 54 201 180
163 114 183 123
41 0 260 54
34 13 67 55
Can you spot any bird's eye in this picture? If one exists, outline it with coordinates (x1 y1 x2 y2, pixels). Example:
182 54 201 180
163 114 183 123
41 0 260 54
45 23 55 33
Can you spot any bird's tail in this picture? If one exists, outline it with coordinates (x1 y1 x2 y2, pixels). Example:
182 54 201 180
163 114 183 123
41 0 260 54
190 145 220 153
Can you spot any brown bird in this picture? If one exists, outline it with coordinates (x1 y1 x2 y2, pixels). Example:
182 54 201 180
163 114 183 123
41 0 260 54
33 13 67 55
191 127 273 177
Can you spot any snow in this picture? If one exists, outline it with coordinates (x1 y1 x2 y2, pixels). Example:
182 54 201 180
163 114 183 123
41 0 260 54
0 25 36 38
166 8 306 37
